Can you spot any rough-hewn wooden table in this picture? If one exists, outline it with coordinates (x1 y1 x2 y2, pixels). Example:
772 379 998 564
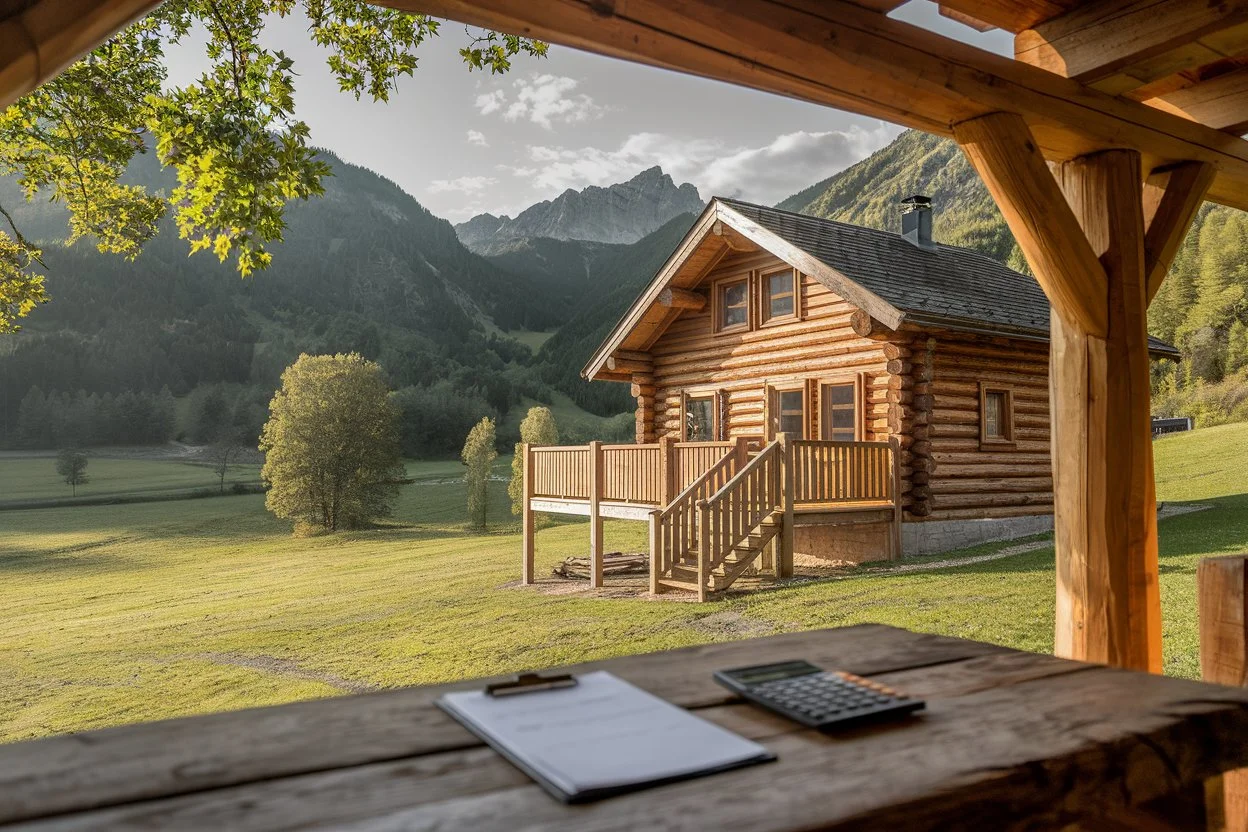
2 624 1247 830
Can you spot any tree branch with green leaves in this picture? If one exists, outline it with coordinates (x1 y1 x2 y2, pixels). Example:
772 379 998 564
0 0 547 332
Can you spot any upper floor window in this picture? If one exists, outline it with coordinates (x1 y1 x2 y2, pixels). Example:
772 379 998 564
762 267 797 324
716 278 749 331
980 384 1015 446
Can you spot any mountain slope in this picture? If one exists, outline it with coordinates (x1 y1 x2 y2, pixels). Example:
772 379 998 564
456 166 702 254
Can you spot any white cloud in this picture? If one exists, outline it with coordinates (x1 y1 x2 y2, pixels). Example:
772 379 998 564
466 130 489 147
473 74 604 130
512 124 900 205
427 175 498 195
474 90 505 116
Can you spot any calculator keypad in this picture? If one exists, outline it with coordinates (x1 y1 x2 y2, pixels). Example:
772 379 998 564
744 671 916 726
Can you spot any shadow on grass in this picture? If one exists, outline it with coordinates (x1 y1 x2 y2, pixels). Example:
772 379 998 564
0 551 126 574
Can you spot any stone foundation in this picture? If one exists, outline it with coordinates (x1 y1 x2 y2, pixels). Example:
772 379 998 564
901 514 1054 557
794 522 893 565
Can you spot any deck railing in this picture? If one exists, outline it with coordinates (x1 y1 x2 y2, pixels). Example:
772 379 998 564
789 439 897 506
697 440 784 599
530 446 592 500
600 444 663 504
651 447 741 596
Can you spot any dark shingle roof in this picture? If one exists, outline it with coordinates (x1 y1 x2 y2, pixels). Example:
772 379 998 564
717 197 1179 357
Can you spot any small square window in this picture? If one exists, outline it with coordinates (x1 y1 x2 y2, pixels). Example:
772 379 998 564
763 268 797 323
685 395 716 441
717 279 749 331
980 385 1014 446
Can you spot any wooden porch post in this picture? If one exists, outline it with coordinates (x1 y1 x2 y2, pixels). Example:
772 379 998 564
589 440 604 588
1199 555 1248 830
659 434 677 506
521 443 534 585
648 510 661 596
955 112 1169 672
777 432 794 579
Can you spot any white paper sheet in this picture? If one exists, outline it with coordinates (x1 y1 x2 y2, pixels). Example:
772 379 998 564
438 670 774 801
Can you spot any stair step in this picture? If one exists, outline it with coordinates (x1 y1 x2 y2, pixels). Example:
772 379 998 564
657 578 707 593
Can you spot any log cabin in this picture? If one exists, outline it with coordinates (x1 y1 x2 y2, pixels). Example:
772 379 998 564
520 195 1177 599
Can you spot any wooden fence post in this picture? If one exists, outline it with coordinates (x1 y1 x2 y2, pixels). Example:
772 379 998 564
777 432 794 579
649 510 661 595
1199 555 1248 831
521 443 534 585
659 434 676 506
697 499 710 602
889 436 903 561
589 440 604 589
734 435 750 471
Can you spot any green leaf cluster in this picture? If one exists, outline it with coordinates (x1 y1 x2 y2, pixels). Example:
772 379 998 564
0 1 545 330
259 352 404 533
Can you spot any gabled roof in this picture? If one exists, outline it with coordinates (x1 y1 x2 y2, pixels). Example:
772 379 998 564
583 198 1179 380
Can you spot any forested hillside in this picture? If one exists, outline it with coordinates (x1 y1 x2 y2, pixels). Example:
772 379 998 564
780 130 1248 424
0 147 610 455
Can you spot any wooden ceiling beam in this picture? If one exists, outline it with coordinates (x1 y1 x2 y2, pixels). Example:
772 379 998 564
712 219 758 252
1015 0 1248 87
1145 67 1248 134
0 0 159 109
376 0 1248 213
933 0 1078 33
1142 161 1216 304
953 111 1109 338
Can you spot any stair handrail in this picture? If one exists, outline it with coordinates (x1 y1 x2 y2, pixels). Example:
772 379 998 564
697 440 783 583
652 447 740 594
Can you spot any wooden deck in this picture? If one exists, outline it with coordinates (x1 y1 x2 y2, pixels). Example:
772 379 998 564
521 435 901 599
4 624 1245 830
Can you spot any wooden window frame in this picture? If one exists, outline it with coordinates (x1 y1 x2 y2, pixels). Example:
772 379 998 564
817 375 864 442
979 383 1016 448
767 381 809 440
759 266 800 327
712 274 751 334
681 388 720 442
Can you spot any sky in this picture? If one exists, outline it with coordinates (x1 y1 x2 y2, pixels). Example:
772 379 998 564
163 4 1010 224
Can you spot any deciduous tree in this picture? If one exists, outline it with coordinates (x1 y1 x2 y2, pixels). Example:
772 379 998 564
509 406 557 515
259 353 403 533
462 416 497 532
55 449 89 496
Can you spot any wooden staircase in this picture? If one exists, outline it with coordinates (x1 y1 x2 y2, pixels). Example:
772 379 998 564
652 440 787 600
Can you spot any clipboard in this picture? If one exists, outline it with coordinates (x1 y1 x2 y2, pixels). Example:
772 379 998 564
437 670 775 803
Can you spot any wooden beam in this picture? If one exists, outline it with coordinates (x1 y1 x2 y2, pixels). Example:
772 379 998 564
605 355 652 374
658 287 706 311
1142 161 1216 304
521 443 534 585
712 219 758 251
934 0 1077 33
0 0 160 109
377 0 1248 212
1146 67 1248 133
1198 555 1248 829
952 112 1109 337
937 4 997 34
588 440 604 588
1015 0 1248 85
1049 148 1161 673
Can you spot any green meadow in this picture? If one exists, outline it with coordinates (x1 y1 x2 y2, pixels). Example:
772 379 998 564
1 425 1245 744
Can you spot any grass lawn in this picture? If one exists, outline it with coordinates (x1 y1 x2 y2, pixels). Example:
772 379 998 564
0 426 1245 744
0 456 262 506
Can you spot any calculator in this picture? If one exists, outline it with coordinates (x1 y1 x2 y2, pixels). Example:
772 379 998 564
713 660 925 730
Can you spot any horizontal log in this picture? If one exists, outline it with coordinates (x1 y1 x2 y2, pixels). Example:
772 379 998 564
850 308 894 340
929 477 1054 495
885 359 912 375
882 344 911 361
925 506 1054 521
631 384 657 397
908 501 934 517
932 439 1051 454
659 287 706 310
607 356 652 374
933 492 1055 509
937 463 1054 478
910 471 930 486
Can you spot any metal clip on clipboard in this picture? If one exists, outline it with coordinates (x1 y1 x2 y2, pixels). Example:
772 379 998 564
485 671 578 697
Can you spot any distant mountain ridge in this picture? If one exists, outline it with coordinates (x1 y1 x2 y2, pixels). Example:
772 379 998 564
455 166 702 254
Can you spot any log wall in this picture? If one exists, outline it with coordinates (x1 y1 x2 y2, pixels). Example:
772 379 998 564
627 250 1056 523
642 251 894 444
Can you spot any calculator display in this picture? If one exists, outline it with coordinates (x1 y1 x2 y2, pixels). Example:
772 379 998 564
728 661 819 685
